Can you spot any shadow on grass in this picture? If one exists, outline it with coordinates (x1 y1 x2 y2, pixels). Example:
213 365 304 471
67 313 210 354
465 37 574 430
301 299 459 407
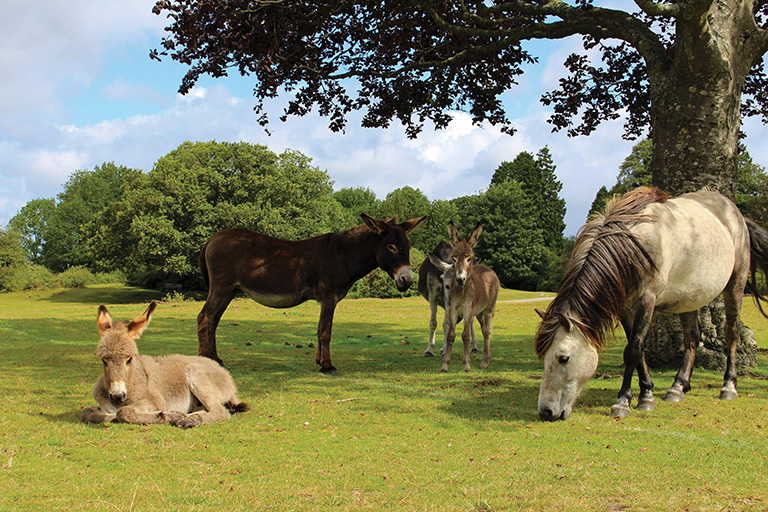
42 285 165 305
4 311 632 427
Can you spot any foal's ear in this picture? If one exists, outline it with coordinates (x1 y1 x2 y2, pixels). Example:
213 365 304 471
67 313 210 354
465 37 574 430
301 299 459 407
361 213 388 235
447 221 460 245
399 215 427 234
467 223 483 248
97 305 113 335
126 301 158 340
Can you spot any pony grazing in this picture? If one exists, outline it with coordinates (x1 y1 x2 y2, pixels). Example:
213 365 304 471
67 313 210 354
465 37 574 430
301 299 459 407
417 241 478 357
428 222 499 372
81 302 248 428
197 214 426 374
535 187 768 421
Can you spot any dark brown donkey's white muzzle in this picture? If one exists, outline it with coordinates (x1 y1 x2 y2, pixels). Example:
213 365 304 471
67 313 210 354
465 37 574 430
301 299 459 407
394 266 414 291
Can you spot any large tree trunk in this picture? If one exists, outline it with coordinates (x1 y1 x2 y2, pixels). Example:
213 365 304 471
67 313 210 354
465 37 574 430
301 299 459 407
642 2 759 371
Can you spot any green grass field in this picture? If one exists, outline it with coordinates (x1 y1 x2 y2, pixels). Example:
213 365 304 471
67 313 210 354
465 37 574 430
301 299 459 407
1 284 768 511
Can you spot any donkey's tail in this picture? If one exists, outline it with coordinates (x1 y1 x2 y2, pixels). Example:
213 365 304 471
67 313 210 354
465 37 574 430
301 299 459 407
745 218 768 318
226 401 250 414
199 241 210 289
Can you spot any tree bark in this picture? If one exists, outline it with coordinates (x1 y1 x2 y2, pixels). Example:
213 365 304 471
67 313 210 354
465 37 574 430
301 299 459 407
643 1 760 371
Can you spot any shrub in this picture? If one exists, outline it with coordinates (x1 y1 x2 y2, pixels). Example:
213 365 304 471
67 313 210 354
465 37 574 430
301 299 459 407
58 266 95 289
0 264 56 292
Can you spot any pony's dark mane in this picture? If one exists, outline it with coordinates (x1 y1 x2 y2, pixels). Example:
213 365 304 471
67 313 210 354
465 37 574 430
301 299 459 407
535 187 669 358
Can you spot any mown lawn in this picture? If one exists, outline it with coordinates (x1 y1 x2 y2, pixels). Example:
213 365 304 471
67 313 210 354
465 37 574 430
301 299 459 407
1 284 768 511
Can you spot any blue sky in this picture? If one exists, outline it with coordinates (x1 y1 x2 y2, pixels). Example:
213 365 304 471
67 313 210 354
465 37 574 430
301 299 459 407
3 1 768 237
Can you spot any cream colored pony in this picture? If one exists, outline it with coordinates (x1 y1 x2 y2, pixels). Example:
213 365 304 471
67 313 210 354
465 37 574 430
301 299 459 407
535 188 768 421
81 302 248 428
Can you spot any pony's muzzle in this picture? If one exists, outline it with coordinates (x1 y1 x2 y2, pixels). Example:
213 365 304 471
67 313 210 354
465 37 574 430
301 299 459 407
538 407 565 422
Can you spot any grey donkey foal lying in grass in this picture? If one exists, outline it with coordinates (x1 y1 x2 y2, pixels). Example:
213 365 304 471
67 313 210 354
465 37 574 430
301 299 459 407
81 301 248 428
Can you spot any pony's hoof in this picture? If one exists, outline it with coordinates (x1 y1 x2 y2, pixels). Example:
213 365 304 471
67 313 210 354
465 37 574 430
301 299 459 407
471 348 480 354
719 389 738 400
610 405 631 418
423 351 434 357
636 398 656 412
663 390 685 403
320 367 338 376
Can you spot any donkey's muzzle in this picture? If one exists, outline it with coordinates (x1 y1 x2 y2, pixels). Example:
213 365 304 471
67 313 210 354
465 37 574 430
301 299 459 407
394 266 414 291
109 392 126 405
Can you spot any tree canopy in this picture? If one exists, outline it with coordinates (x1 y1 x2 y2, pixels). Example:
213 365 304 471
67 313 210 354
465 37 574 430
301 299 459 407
152 0 768 198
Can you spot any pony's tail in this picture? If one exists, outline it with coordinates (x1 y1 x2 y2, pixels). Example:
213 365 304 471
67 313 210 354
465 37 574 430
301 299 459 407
745 218 768 318
199 241 210 289
226 401 250 414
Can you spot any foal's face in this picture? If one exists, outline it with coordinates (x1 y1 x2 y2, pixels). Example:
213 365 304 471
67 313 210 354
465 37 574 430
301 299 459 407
538 326 599 421
95 301 156 406
100 336 139 405
451 242 474 288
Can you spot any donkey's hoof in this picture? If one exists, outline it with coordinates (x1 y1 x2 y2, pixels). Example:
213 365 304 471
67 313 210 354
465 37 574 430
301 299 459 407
719 389 738 400
320 367 338 376
636 398 656 412
471 348 480 354
610 404 631 419
423 351 434 357
663 390 685 403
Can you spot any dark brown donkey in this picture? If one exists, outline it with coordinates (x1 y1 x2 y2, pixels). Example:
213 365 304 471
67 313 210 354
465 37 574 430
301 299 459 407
197 214 427 374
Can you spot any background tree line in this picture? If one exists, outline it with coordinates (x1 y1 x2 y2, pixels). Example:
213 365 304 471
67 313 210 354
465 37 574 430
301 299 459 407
1 141 568 294
4 139 767 296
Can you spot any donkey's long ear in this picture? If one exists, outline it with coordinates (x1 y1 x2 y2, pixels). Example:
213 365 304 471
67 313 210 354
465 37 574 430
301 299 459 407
361 213 388 235
428 252 451 272
447 221 461 245
126 301 157 340
97 305 113 335
467 223 483 248
399 215 427 234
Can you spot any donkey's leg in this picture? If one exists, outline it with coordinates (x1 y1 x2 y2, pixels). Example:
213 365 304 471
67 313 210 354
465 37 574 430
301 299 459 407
170 389 232 429
470 320 479 354
479 311 493 370
80 406 116 424
440 310 457 373
720 286 744 400
424 296 439 357
114 404 169 425
611 302 654 418
461 314 475 372
316 299 338 375
197 287 236 365
664 311 700 403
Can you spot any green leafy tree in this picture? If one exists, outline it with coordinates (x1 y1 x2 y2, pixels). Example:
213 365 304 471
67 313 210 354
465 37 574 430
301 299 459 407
0 227 27 290
90 141 346 286
492 147 566 253
43 163 142 271
450 182 547 290
8 198 55 265
379 186 431 251
417 199 461 254
334 187 381 228
735 147 768 226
